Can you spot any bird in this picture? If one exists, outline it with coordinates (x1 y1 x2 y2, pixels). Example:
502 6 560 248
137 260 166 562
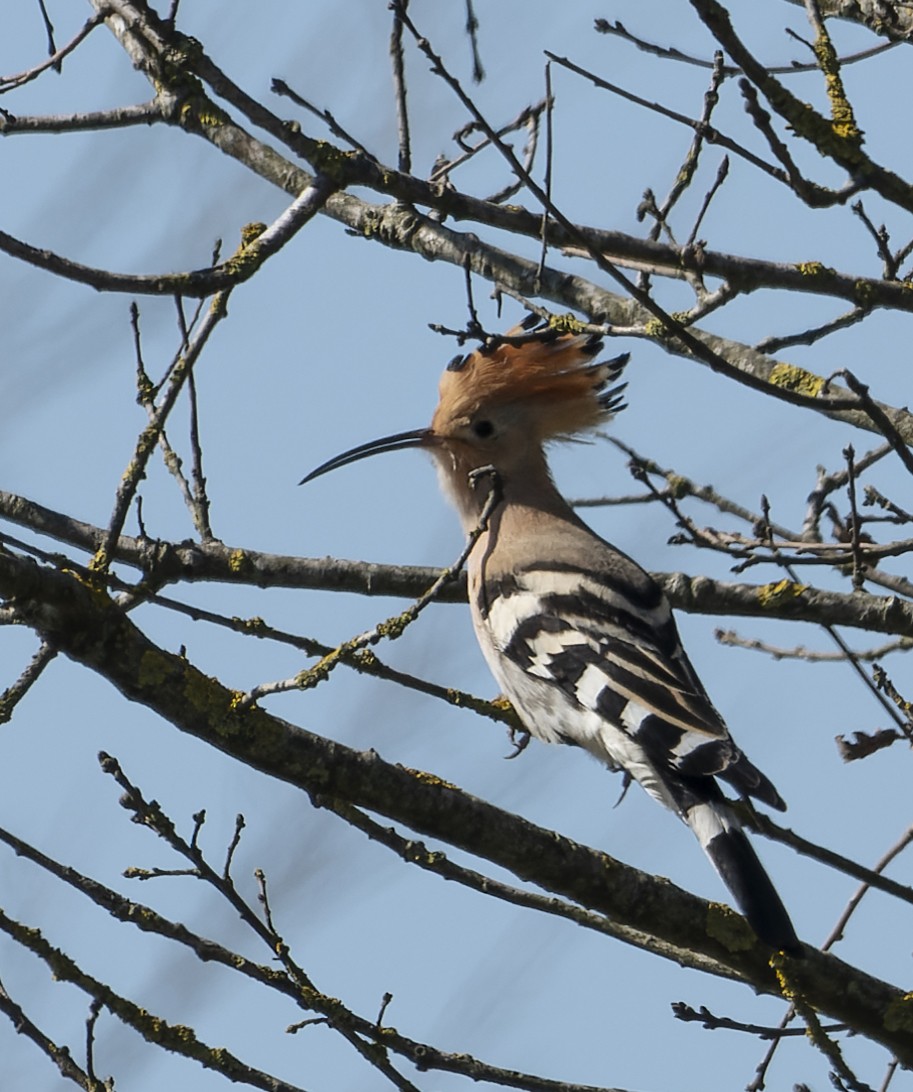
302 316 801 953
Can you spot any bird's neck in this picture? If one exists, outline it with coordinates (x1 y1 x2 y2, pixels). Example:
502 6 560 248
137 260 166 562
435 446 581 537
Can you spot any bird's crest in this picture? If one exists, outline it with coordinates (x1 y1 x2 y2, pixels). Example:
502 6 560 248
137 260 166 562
434 318 629 440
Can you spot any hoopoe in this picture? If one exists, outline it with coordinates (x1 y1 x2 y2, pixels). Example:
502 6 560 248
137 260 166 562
302 318 801 953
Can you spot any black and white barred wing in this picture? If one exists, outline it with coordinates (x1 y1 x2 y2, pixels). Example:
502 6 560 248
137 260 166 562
472 562 800 951
477 565 784 811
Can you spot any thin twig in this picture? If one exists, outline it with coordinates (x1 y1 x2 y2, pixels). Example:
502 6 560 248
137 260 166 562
186 363 213 540
241 466 502 705
593 18 896 77
686 154 729 249
823 824 913 950
803 442 892 541
223 815 245 880
547 50 798 191
0 903 310 1092
828 369 913 477
715 629 912 663
673 1001 844 1038
311 794 720 964
96 287 230 574
739 806 913 908
748 822 913 1089
757 495 909 733
85 999 104 1087
464 0 484 83
0 13 105 90
649 53 728 260
0 642 57 724
393 8 864 415
851 200 896 277
0 101 165 134
755 305 869 354
844 445 865 590
389 0 412 174
429 99 548 187
0 819 622 1091
35 0 58 67
536 61 553 291
270 78 372 156
0 977 96 1089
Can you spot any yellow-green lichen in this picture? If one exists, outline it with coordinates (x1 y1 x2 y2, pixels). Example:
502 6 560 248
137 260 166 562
643 317 669 340
548 313 587 335
853 280 876 308
228 549 250 574
375 610 417 640
294 652 340 692
404 842 444 867
309 140 358 179
240 221 267 247
705 901 755 952
183 664 236 725
76 553 111 590
665 473 691 499
770 952 801 1002
757 579 808 608
794 261 836 279
177 93 229 132
87 546 109 574
220 246 263 282
444 688 469 709
885 992 913 1033
768 362 825 399
812 25 863 146
235 615 269 637
146 1017 197 1045
133 905 165 927
164 36 204 69
402 767 458 792
138 649 175 690
136 372 155 406
228 690 250 711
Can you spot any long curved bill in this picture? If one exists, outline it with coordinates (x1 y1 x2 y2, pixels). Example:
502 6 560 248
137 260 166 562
300 427 432 485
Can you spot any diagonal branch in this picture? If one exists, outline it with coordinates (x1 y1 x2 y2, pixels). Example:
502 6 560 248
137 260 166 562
690 0 913 211
0 819 634 1092
3 546 913 1062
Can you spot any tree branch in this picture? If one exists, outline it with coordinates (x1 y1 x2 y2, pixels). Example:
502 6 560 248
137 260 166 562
3 547 913 1061
3 489 913 636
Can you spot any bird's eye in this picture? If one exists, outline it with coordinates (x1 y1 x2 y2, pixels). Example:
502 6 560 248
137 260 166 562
472 419 495 439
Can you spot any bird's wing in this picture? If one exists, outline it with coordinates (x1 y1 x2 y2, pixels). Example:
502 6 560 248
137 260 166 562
482 565 737 777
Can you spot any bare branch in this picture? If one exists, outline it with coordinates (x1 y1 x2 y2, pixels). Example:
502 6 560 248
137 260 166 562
0 13 105 90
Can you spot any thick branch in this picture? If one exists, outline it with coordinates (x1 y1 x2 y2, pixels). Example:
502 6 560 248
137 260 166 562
3 489 913 636
2 547 913 1061
782 0 913 42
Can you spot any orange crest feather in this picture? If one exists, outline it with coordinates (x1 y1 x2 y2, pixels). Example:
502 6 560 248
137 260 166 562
433 322 628 440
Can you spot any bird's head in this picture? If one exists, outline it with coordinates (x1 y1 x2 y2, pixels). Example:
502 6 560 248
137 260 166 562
301 319 628 491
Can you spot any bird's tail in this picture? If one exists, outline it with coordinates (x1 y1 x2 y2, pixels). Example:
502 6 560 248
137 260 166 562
681 787 801 954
